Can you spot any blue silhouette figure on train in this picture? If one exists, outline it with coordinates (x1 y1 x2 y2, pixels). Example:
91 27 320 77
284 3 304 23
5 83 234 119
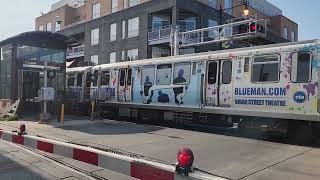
158 91 169 103
140 76 153 104
173 69 187 104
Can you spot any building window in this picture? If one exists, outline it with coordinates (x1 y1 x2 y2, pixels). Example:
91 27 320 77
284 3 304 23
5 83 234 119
291 30 295 41
208 19 218 38
110 23 117 41
127 49 138 61
224 0 233 15
91 28 99 45
291 52 311 83
46 22 52 31
156 64 172 85
92 3 101 19
112 0 118 13
55 21 61 32
152 15 170 29
283 27 288 39
128 0 139 7
90 55 99 65
208 0 217 8
252 55 280 83
122 21 126 39
38 25 44 31
121 50 126 61
128 17 139 37
151 46 170 58
109 52 117 63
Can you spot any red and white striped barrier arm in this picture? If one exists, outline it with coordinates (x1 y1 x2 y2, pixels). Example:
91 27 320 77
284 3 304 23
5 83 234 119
0 130 227 180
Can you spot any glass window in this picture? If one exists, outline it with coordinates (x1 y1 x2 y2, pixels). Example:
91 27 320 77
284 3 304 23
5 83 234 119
224 0 233 15
110 23 117 41
291 52 311 83
152 15 170 29
38 25 44 31
208 19 218 38
291 31 295 41
119 69 126 86
283 27 288 39
173 62 191 85
128 17 139 37
92 70 98 86
156 64 172 85
55 21 61 31
92 3 101 19
222 60 232 84
127 49 138 61
110 52 116 63
112 0 118 13
46 22 52 31
208 0 217 8
76 73 83 86
101 71 110 86
67 75 75 86
252 55 280 83
121 50 126 61
151 46 170 58
91 28 99 45
141 66 155 85
90 55 99 65
122 21 126 39
128 0 139 7
127 69 132 86
208 62 217 84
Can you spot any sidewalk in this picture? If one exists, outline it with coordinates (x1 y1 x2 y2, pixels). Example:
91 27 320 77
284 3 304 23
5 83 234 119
0 119 319 180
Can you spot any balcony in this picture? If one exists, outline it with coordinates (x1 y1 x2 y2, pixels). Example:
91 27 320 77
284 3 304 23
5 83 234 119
66 45 84 59
148 25 172 45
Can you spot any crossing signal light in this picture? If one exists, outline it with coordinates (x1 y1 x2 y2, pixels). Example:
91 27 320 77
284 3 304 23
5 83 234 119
238 22 264 34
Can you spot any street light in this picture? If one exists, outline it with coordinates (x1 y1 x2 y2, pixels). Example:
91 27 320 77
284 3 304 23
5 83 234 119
243 3 250 16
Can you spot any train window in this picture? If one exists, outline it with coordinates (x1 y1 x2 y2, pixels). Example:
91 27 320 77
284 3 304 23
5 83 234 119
119 69 126 86
76 73 82 86
291 52 311 83
208 62 217 84
67 75 75 87
92 71 98 86
141 66 155 85
127 69 132 86
156 64 172 85
222 60 232 84
244 57 250 72
192 62 197 75
173 62 191 85
252 55 280 83
101 71 110 86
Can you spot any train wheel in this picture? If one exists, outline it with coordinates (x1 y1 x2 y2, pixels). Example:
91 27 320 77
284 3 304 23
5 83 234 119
287 121 312 145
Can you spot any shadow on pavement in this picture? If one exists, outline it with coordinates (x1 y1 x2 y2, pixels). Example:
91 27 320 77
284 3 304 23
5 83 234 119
58 121 164 135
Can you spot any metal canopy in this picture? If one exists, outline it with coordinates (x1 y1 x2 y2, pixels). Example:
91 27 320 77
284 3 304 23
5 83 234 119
0 31 78 50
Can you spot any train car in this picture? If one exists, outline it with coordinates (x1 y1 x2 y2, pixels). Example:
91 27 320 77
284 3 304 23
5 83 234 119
72 40 320 143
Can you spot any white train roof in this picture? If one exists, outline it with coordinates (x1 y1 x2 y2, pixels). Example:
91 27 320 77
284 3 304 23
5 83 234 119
67 66 92 73
91 39 319 71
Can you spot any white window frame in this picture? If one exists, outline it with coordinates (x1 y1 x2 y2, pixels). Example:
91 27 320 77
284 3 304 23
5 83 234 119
91 28 99 45
38 25 44 31
92 3 101 19
283 27 288 39
55 21 61 32
90 55 99 65
109 52 117 63
128 17 139 38
112 0 118 13
110 23 117 41
46 22 52 32
251 54 280 83
121 50 126 61
127 49 138 61
122 21 126 39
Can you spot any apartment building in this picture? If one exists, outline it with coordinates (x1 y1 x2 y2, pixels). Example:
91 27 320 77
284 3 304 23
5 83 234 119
35 0 298 67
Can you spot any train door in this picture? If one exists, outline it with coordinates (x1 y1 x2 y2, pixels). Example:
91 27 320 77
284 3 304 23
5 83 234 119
205 60 233 107
118 68 132 102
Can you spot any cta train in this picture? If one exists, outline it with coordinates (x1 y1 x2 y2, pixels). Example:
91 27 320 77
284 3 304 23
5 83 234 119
66 39 320 143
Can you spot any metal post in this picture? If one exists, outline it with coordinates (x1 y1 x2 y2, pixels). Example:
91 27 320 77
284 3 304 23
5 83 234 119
43 61 48 120
174 25 179 56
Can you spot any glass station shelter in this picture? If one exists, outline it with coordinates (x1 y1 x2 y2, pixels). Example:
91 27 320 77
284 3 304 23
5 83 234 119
0 31 77 117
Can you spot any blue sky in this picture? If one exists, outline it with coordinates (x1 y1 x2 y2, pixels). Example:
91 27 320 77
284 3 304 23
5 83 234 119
0 0 319 41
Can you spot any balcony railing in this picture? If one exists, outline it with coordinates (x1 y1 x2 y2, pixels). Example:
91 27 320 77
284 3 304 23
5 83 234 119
148 25 172 45
66 45 85 59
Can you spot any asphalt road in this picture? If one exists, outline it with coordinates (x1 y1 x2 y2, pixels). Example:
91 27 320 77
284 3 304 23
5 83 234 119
1 119 320 180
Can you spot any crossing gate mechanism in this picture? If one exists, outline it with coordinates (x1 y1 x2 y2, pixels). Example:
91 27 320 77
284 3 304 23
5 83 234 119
0 128 227 180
